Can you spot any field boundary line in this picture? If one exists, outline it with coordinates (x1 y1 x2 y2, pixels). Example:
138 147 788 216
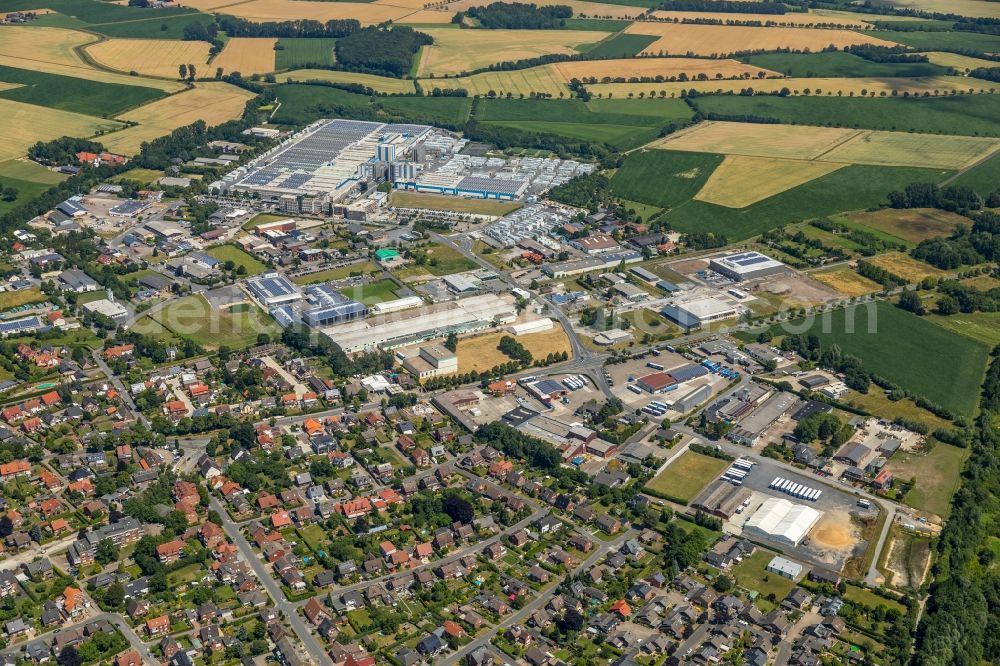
806 127 866 161
939 145 1000 186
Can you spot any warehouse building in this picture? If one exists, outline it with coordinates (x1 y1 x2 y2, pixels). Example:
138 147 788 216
692 480 753 520
370 296 423 314
744 497 821 547
245 273 302 307
402 344 458 379
673 383 712 413
709 251 787 282
766 556 803 580
729 391 799 446
508 318 553 336
301 284 367 327
636 372 677 394
322 294 516 352
661 297 742 331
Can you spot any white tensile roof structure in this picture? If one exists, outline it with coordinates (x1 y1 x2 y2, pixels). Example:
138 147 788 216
743 497 822 546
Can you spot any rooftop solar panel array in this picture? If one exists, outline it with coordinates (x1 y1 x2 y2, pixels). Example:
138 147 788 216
0 316 43 334
457 176 527 196
279 173 314 189
732 253 769 266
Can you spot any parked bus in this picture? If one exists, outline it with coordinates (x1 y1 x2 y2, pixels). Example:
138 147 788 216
647 362 665 370
627 384 642 394
732 459 754 471
770 477 783 489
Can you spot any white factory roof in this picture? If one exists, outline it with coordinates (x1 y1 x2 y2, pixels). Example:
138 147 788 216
744 497 821 546
712 251 785 276
677 297 739 320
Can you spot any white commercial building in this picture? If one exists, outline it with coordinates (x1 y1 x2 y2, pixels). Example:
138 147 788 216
402 344 458 379
508 318 553 336
709 251 787 282
661 297 742 331
370 296 423 315
743 497 821 547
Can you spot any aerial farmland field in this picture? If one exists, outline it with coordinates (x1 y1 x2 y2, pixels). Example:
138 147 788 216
211 37 277 76
552 57 779 82
694 156 844 208
283 69 416 94
86 38 212 79
622 22 897 56
275 38 339 69
648 9 873 27
100 83 255 154
0 98 123 161
420 66 569 98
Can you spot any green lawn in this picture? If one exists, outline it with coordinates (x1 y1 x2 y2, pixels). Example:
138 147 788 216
205 245 267 275
610 150 723 209
0 288 46 311
662 165 950 241
744 51 948 78
417 243 478 276
297 524 328 554
843 583 907 613
585 33 659 58
773 302 989 416
644 450 729 504
731 549 797 609
139 294 279 350
293 261 380 284
339 278 399 305
689 94 1000 137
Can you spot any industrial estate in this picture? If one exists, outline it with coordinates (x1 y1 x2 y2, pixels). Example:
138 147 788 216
0 0 998 665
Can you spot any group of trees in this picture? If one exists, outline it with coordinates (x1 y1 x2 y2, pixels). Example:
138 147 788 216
793 411 853 448
216 15 359 37
658 0 786 12
844 44 931 64
887 182 983 213
458 2 572 29
334 25 432 77
910 210 1000 270
497 335 533 365
28 137 104 166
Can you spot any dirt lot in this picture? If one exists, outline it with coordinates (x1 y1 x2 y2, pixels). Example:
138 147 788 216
811 267 883 297
754 273 842 308
883 526 933 590
456 325 572 373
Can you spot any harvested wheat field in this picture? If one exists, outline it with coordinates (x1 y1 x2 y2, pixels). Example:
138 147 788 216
623 22 895 56
456 326 571 373
655 121 1000 169
695 156 844 208
87 39 211 79
654 121 858 160
421 66 569 97
195 0 413 24
866 252 946 282
0 26 185 91
397 9 457 22
283 69 416 93
212 37 276 76
884 0 1000 19
648 10 872 27
921 52 1000 71
811 267 883 297
374 0 437 9
587 75 980 98
101 83 254 155
0 98 123 161
416 28 609 76
553 57 779 82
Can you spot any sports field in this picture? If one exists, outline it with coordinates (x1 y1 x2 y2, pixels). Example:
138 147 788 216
101 83 255 155
648 9 872 26
588 75 982 99
212 38 277 76
694 156 844 208
654 121 1000 170
781 301 988 415
644 450 729 504
840 208 965 244
622 22 896 56
455 326 572 373
0 26 185 92
0 98 123 161
420 67 569 98
389 191 521 216
810 267 882 297
86 39 212 79
415 28 609 76
281 69 415 94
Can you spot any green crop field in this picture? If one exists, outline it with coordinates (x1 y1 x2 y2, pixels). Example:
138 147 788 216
585 33 659 58
585 96 693 122
205 245 267 276
88 13 216 39
0 159 65 214
273 84 472 127
339 278 399 305
275 38 338 69
662 165 949 241
744 52 948 78
644 450 728 504
272 84 374 125
775 302 989 416
689 94 1000 138
927 311 1000 347
610 150 723 208
863 30 1000 53
950 151 1000 198
378 95 472 127
0 64 164 116
563 18 632 31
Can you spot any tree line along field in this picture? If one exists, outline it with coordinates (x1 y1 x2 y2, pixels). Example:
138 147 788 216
774 302 989 417
861 29 1000 54
689 93 1000 138
585 75 986 100
648 9 874 28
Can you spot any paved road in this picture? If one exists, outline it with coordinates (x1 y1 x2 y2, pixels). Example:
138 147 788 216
208 496 329 665
91 349 149 428
439 528 639 666
0 611 157 665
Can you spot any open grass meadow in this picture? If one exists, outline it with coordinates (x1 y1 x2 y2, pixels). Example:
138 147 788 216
0 288 46 311
389 191 521 216
744 51 948 78
776 301 989 416
810 266 882 297
141 294 279 350
205 245 267 275
886 442 969 518
0 159 65 213
610 149 723 208
689 94 1000 138
927 311 1000 347
731 549 798 608
275 38 338 69
839 208 966 244
584 33 660 58
456 326 572 372
339 278 400 306
417 242 478 276
644 449 729 504
0 64 165 116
